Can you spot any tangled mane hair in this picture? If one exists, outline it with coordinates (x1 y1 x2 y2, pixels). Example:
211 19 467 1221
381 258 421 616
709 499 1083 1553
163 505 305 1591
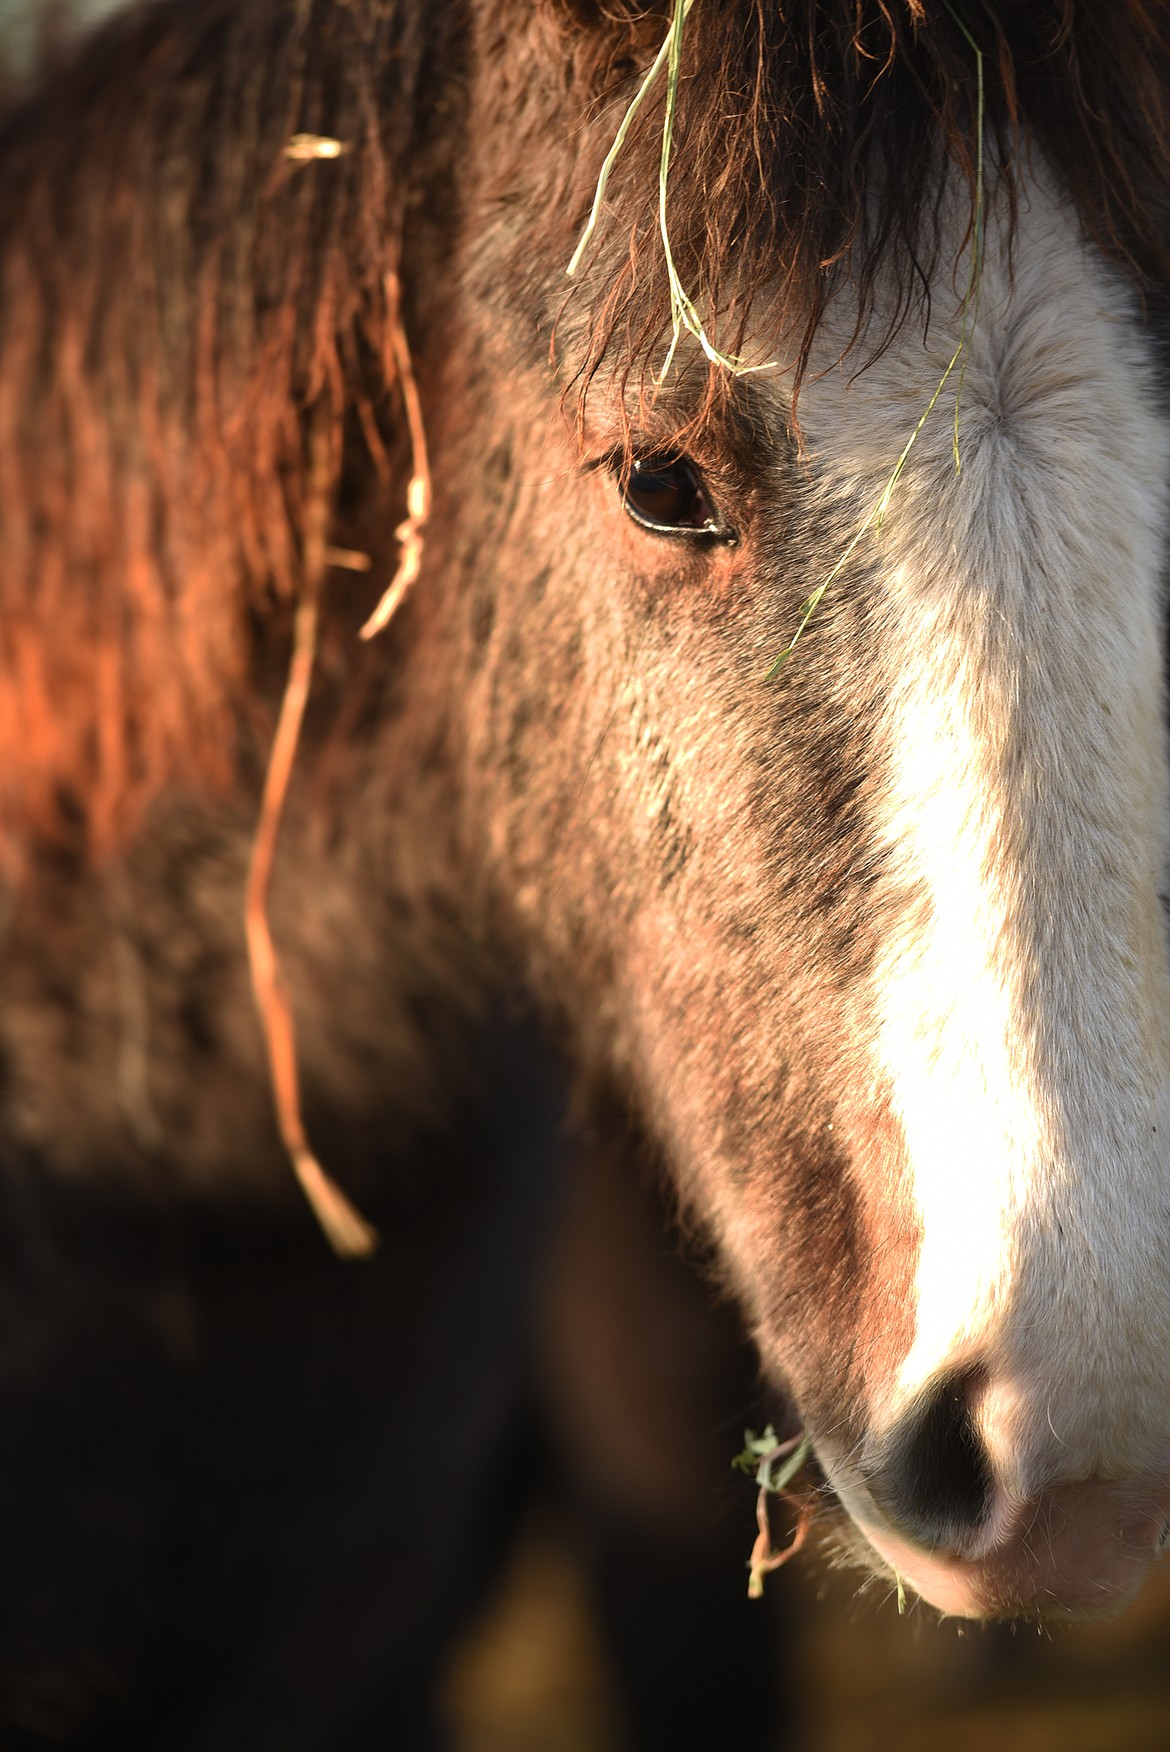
561 0 1170 426
0 0 431 858
0 0 1168 858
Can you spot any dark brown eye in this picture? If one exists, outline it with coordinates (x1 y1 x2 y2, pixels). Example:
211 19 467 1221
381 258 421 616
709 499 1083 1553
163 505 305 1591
617 456 733 542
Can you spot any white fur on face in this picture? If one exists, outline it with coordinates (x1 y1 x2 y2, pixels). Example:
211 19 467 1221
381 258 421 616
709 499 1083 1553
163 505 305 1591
797 173 1170 1496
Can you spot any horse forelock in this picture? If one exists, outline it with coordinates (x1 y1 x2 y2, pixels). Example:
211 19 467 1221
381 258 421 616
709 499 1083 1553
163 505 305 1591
558 0 1170 440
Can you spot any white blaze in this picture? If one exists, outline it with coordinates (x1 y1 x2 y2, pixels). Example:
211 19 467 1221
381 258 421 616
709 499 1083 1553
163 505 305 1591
804 174 1170 1491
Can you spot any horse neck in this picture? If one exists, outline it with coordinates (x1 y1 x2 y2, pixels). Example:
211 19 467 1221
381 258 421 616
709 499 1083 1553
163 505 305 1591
0 580 503 1198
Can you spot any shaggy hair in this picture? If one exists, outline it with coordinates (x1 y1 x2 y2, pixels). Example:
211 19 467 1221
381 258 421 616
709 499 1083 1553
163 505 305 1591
567 0 1170 394
0 0 1167 854
0 0 425 854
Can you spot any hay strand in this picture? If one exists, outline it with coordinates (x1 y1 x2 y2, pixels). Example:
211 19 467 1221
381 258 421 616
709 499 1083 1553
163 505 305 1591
767 14 986 676
284 133 349 161
360 270 430 639
245 416 378 1259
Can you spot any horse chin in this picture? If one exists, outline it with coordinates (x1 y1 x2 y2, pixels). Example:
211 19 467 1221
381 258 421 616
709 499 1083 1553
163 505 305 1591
810 1500 1140 1625
846 1526 1144 1624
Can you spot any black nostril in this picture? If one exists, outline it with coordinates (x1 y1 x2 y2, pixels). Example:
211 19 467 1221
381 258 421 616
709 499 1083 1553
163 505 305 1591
866 1369 992 1552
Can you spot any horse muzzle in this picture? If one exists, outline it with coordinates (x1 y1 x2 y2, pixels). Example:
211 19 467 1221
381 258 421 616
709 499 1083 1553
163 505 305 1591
819 1370 1170 1619
851 1479 1170 1619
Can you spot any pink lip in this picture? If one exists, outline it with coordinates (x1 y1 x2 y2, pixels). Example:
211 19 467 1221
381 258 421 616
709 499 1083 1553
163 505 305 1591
856 1480 1170 1620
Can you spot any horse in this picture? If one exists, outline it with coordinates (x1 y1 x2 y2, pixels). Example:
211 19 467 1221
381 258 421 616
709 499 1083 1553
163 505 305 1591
1 0 1170 1743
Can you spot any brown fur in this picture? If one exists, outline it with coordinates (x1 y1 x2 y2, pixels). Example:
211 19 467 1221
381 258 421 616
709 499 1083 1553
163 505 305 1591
1 1 1167 859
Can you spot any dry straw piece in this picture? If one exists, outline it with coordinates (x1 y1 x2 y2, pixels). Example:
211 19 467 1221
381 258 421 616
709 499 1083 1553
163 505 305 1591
361 271 431 639
568 0 769 377
245 594 380 1259
284 133 349 161
246 232 429 1254
245 403 379 1259
767 2 986 673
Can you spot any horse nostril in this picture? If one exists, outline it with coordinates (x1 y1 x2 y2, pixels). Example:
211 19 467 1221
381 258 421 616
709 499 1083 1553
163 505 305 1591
866 1369 993 1552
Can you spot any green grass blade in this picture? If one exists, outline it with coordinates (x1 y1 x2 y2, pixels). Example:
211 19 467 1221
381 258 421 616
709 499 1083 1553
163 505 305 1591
769 6 987 673
566 1 692 278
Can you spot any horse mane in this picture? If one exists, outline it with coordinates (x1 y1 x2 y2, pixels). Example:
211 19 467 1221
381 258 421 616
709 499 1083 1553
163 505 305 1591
0 0 430 857
563 0 1170 428
1 0 1167 857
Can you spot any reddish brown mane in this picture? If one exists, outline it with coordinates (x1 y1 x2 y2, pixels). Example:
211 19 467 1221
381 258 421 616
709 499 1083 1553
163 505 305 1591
0 0 1167 856
0 0 428 855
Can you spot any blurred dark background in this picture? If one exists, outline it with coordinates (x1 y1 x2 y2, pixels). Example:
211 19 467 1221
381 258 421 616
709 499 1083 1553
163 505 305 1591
445 1531 1170 1751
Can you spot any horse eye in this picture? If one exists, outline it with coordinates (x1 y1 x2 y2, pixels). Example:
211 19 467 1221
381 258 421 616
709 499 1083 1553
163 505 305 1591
617 456 730 541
